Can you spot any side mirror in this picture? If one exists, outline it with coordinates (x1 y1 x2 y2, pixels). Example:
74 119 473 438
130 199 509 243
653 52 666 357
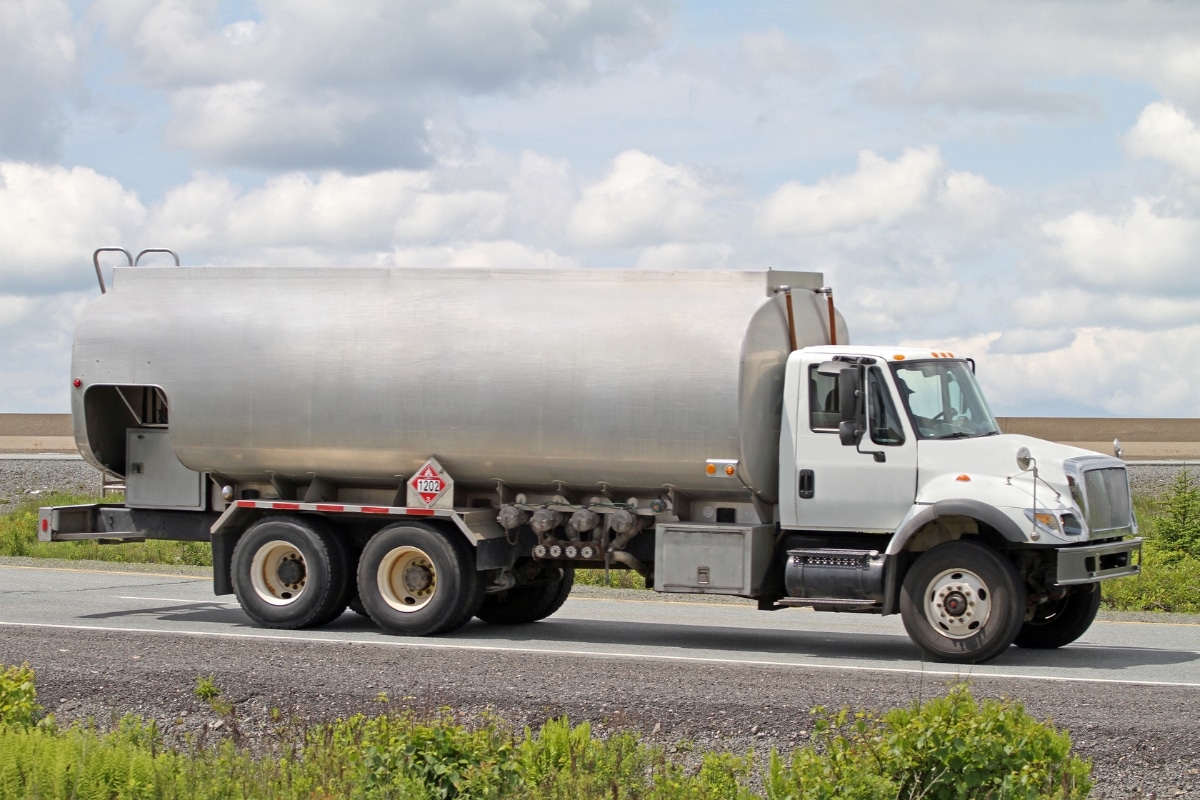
838 367 860 424
1016 446 1034 472
838 420 861 446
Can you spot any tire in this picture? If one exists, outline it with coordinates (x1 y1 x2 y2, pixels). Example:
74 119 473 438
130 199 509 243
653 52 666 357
476 566 575 625
1014 586 1101 649
357 523 483 636
900 540 1025 664
231 516 350 629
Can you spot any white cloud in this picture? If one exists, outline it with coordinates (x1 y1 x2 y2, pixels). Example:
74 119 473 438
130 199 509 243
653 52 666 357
388 240 579 269
0 162 146 293
986 328 1077 356
146 169 512 254
856 68 1097 119
842 0 1200 113
634 242 733 271
847 281 962 337
0 290 91 411
913 325 1200 417
94 0 673 172
1014 287 1200 331
1125 102 1200 180
565 150 724 248
0 0 78 160
392 190 510 242
510 151 576 240
1040 198 1200 295
756 147 944 236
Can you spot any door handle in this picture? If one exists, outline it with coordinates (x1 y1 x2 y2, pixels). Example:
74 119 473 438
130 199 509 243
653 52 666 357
799 469 815 499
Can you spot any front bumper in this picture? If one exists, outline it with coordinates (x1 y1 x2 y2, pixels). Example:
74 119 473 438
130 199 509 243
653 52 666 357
1056 538 1142 585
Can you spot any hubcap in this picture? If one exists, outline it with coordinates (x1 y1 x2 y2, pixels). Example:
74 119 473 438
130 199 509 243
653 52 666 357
378 546 437 613
249 540 308 606
925 568 991 639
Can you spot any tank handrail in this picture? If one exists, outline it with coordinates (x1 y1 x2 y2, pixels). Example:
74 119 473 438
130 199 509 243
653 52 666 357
134 248 181 267
92 248 133 294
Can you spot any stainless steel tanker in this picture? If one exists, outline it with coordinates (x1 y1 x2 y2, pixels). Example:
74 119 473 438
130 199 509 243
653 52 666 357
42 251 1142 665
71 265 845 502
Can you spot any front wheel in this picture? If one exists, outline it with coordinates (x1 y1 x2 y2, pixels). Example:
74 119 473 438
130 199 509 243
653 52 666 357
476 566 575 625
357 524 482 636
900 540 1025 664
1014 586 1101 649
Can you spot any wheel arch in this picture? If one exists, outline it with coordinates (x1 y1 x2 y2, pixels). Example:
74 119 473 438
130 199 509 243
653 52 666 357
881 500 1027 615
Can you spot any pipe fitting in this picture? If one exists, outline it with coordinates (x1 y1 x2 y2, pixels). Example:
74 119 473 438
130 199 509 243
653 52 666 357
530 508 563 535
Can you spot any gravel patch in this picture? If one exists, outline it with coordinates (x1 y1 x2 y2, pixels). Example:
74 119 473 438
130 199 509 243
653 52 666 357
0 456 106 514
3 625 1198 798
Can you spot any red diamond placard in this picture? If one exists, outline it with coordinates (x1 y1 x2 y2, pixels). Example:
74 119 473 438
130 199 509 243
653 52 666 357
410 462 448 506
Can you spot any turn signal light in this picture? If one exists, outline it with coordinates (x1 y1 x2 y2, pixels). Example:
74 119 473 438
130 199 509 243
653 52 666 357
706 463 717 475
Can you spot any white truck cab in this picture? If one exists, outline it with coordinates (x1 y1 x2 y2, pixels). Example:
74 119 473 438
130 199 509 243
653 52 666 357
777 346 1138 661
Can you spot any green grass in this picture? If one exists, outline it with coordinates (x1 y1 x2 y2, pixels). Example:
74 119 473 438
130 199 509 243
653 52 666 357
1 666 1091 800
574 568 647 590
0 493 212 567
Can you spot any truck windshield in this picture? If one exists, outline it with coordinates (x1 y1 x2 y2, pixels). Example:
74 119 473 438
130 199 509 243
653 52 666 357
891 360 1000 440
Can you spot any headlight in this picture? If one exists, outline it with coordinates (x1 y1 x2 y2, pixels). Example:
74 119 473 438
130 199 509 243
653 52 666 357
1024 509 1086 537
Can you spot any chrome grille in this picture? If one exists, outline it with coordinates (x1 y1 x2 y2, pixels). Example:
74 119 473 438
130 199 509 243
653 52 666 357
1082 467 1133 537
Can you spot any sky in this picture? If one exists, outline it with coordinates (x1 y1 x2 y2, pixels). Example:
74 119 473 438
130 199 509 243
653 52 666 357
2 0 1200 417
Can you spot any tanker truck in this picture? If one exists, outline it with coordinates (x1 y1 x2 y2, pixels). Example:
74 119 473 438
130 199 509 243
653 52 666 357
38 248 1142 664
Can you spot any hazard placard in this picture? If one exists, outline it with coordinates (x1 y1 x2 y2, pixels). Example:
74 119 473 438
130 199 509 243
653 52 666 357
408 457 451 508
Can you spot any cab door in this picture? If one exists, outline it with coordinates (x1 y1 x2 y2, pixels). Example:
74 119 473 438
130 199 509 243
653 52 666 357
790 360 918 532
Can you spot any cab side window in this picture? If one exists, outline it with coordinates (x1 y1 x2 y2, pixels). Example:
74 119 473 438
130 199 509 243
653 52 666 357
809 367 840 432
868 367 905 446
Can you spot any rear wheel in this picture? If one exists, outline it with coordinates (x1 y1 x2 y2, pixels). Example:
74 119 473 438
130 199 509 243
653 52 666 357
358 524 482 636
476 566 575 625
232 516 350 629
1014 586 1101 649
900 540 1024 664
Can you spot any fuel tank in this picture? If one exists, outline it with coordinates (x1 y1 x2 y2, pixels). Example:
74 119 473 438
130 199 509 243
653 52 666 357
71 266 848 502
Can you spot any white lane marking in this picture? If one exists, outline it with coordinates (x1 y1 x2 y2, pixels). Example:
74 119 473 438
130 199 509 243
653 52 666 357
115 596 241 606
3 620 1199 689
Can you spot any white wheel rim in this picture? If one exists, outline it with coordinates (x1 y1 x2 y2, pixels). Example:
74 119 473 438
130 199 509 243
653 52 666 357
924 567 992 639
378 545 437 613
249 539 307 606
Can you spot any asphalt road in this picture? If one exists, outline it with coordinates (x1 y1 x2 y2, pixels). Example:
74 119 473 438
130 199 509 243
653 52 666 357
2 564 1200 685
3 563 1200 797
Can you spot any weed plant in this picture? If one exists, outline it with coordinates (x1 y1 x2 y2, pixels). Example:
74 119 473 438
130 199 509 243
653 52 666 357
573 568 647 590
1 665 1090 800
1102 470 1200 613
